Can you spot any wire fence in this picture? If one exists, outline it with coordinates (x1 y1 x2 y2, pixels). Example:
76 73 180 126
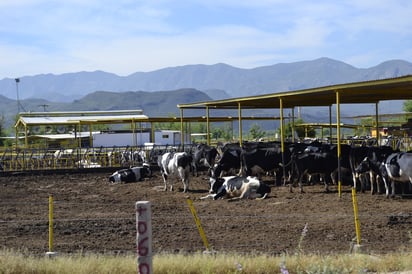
0 144 191 172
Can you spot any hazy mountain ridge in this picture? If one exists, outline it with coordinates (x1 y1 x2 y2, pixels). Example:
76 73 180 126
2 58 411 102
1 57 411 131
0 89 212 129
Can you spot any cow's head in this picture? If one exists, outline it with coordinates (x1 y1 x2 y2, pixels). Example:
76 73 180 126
142 163 152 177
355 157 370 174
109 170 123 183
209 176 225 194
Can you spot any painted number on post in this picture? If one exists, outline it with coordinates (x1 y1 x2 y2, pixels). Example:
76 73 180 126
136 201 152 274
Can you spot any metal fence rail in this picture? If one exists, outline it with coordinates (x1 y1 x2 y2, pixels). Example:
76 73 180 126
0 144 193 172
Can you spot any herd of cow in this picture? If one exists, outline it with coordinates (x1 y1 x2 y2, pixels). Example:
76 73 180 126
109 141 412 200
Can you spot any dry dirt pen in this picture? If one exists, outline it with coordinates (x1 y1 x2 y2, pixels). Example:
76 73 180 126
0 169 411 256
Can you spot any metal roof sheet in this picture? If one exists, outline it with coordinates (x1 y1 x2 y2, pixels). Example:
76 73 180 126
178 75 412 110
17 114 149 126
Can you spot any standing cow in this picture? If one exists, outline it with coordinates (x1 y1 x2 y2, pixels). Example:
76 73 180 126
381 152 412 198
192 144 218 177
157 151 193 192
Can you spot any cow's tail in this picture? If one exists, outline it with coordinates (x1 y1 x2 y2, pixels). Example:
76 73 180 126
279 157 293 168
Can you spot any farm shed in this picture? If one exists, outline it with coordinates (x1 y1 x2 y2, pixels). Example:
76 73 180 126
14 110 150 148
178 75 412 145
178 75 412 197
13 109 281 150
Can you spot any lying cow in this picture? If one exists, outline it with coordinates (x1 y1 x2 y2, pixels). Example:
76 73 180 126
109 163 152 183
201 176 271 201
157 151 193 192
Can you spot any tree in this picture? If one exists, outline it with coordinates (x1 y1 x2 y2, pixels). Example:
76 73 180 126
279 118 316 139
211 123 232 141
403 100 412 112
248 123 266 140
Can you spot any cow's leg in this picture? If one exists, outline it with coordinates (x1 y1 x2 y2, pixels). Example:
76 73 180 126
381 176 390 198
378 174 386 194
359 173 368 193
182 177 189 193
391 180 396 198
162 174 168 191
298 172 305 193
200 193 216 200
369 170 375 195
178 167 189 192
352 172 358 192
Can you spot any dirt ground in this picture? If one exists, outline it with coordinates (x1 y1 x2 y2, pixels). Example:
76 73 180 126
0 169 411 256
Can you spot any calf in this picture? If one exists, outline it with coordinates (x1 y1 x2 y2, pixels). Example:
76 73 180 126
109 164 152 183
157 151 193 192
201 176 271 201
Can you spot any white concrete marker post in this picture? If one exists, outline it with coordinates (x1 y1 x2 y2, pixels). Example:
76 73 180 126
136 201 153 274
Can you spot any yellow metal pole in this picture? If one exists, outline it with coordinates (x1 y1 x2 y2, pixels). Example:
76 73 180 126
186 197 210 251
375 102 379 146
351 188 361 245
49 195 54 253
335 91 342 198
238 103 242 146
180 108 184 147
279 98 286 186
206 106 210 145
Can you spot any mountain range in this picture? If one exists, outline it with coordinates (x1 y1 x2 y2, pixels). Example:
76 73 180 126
1 57 412 131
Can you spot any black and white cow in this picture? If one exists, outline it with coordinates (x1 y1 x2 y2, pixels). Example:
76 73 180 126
353 146 396 195
201 175 271 201
109 163 152 183
157 151 193 192
381 152 412 198
210 143 243 179
287 144 352 193
120 150 146 167
192 144 218 177
349 146 370 192
241 142 292 185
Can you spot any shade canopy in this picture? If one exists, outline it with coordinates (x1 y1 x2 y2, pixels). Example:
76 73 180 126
178 75 412 110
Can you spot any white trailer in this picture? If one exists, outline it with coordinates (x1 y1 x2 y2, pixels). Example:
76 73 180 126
92 130 191 147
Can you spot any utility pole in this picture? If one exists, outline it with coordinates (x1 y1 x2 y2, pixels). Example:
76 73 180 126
15 78 20 114
39 104 49 112
15 78 26 114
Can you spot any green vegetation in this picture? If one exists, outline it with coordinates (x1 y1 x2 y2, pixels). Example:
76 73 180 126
278 118 316 139
248 123 266 140
0 249 411 274
403 100 412 112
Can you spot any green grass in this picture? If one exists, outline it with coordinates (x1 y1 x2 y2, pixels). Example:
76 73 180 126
1 249 411 274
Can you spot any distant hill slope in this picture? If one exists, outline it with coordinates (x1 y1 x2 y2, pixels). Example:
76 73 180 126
1 58 411 102
1 57 411 132
0 89 212 130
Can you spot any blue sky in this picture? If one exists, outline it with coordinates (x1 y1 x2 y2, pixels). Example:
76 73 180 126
1 0 411 79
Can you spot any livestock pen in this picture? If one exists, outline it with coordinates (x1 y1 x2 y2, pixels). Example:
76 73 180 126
0 170 411 256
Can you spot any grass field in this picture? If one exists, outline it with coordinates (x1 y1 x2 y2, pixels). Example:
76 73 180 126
1 249 411 274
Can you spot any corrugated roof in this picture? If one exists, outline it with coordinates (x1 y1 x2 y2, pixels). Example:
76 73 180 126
178 75 412 110
16 114 149 126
